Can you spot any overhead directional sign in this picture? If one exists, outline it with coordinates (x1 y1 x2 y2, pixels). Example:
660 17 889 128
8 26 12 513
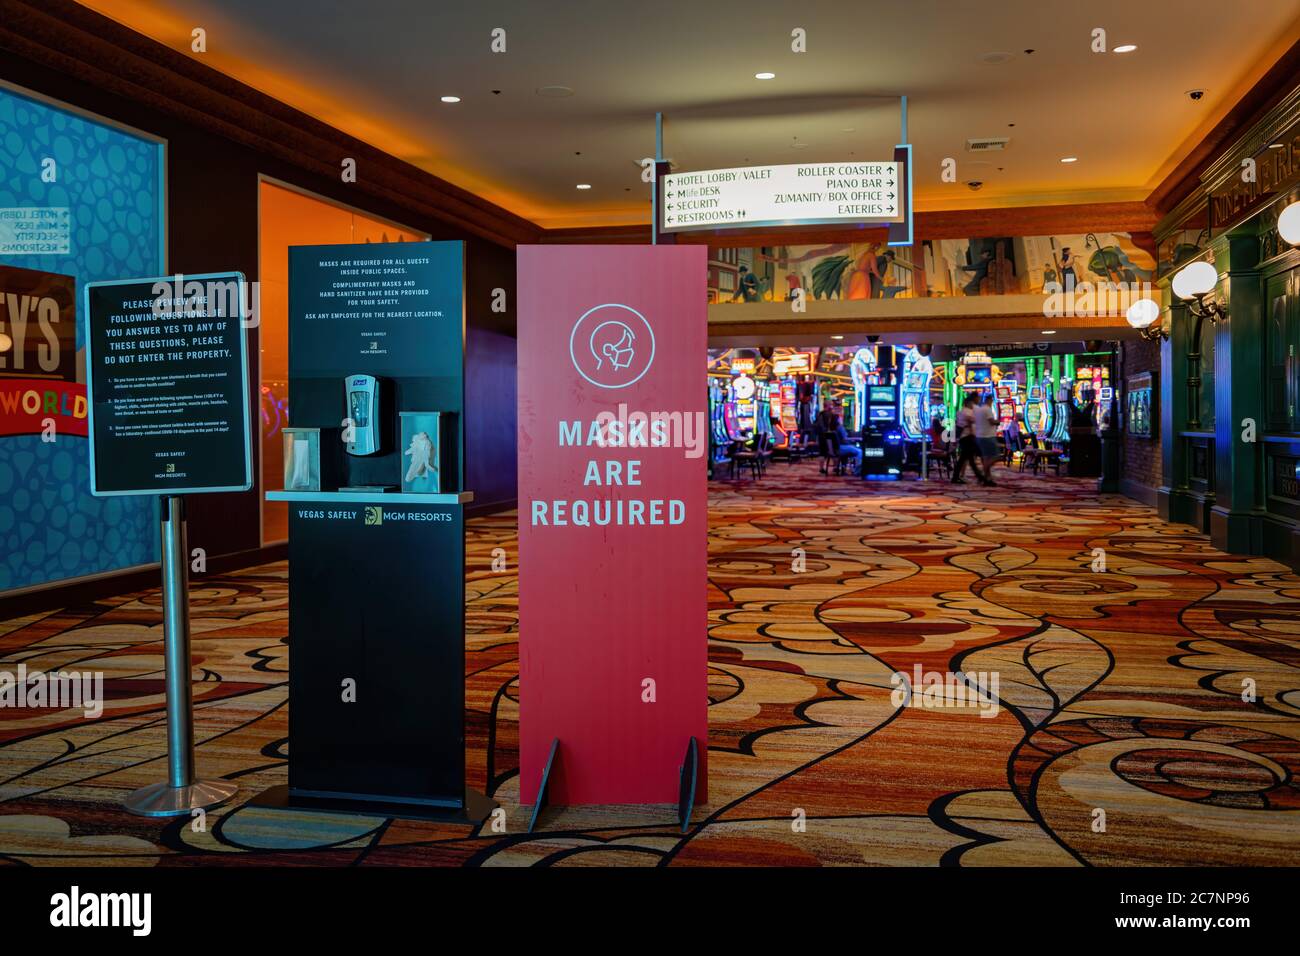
661 161 902 233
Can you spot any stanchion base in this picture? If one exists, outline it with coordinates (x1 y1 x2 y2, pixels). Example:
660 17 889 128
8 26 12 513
123 779 239 817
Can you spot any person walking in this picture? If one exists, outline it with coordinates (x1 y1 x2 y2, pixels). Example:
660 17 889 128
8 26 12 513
815 399 838 474
975 392 1001 483
952 395 991 485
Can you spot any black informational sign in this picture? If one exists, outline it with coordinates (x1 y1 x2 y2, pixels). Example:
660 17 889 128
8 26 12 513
288 242 463 379
84 273 252 496
288 241 465 489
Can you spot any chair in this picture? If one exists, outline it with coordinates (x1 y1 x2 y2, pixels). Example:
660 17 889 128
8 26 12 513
729 440 761 480
753 433 773 476
926 441 952 480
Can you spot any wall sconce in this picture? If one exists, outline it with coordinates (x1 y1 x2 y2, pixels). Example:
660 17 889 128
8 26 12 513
1279 200 1300 245
1172 260 1226 324
1125 298 1167 341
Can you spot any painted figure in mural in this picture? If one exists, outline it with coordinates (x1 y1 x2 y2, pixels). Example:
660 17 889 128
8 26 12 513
1059 246 1078 290
845 246 882 299
960 248 994 295
785 272 803 301
732 267 762 302
1042 260 1058 290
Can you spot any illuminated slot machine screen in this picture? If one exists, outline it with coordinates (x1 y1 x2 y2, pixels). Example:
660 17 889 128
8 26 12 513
996 385 1014 425
1025 385 1045 436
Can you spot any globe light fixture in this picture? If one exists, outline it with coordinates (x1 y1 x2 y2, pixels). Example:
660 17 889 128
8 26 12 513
1278 200 1300 245
1172 260 1217 300
1125 298 1166 341
1172 260 1225 324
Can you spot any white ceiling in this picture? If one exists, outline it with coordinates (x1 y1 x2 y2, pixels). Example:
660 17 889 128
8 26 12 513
84 0 1300 228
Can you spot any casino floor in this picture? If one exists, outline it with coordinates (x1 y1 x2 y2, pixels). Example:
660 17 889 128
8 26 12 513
1 463 1297 867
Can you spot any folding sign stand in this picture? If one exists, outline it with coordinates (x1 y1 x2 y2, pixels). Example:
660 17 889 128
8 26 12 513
124 496 238 817
525 736 701 834
677 736 699 833
526 738 560 833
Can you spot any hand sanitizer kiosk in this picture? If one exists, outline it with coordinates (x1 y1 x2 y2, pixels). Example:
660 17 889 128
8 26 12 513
344 374 380 456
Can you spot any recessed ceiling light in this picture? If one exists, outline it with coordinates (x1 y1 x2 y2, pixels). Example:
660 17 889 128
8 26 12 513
755 72 776 80
576 183 592 190
979 51 1014 65
1060 156 1078 163
440 95 460 103
1042 330 1057 335
1113 44 1137 53
841 127 855 133
791 142 809 149
536 85 574 98
831 335 844 340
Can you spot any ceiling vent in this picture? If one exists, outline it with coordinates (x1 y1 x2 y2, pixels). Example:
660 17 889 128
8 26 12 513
966 137 1010 152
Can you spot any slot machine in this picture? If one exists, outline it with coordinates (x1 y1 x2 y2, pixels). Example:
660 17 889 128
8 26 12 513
899 346 934 440
1050 377 1072 444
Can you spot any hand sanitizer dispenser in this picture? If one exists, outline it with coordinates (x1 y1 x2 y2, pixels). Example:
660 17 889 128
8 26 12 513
344 374 381 456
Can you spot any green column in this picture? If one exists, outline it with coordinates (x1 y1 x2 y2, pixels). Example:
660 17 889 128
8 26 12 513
1158 294 1195 525
1211 234 1264 554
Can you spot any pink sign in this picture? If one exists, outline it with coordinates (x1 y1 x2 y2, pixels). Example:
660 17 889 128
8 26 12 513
517 244 708 805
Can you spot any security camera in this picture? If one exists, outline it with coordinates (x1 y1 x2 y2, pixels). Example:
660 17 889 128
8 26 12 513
1187 89 1205 101
967 180 983 191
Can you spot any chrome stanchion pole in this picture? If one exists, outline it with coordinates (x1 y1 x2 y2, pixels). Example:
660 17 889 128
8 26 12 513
124 495 238 816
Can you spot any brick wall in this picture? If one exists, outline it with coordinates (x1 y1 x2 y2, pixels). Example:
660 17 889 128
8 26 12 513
1119 338 1163 503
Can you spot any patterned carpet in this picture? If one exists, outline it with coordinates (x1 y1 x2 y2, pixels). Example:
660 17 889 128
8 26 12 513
2 463 1299 866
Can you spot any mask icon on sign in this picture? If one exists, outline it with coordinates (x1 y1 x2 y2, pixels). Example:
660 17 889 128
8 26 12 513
590 321 636 371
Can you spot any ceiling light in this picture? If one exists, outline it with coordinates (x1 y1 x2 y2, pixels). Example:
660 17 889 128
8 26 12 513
1113 44 1137 53
1278 200 1300 245
1060 156 1078 163
576 183 592 190
831 335 844 340
1041 330 1057 335
1172 261 1217 300
440 95 460 103
755 72 775 80
536 85 574 98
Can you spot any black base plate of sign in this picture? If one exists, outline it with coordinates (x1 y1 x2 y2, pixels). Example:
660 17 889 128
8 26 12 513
250 784 498 825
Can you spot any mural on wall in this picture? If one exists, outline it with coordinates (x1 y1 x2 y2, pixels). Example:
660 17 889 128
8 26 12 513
923 232 1156 296
708 233 1154 303
0 86 164 591
707 243 917 303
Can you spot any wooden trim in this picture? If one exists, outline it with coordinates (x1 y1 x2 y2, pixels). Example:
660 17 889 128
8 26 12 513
539 225 650 244
914 202 1158 240
0 0 542 248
